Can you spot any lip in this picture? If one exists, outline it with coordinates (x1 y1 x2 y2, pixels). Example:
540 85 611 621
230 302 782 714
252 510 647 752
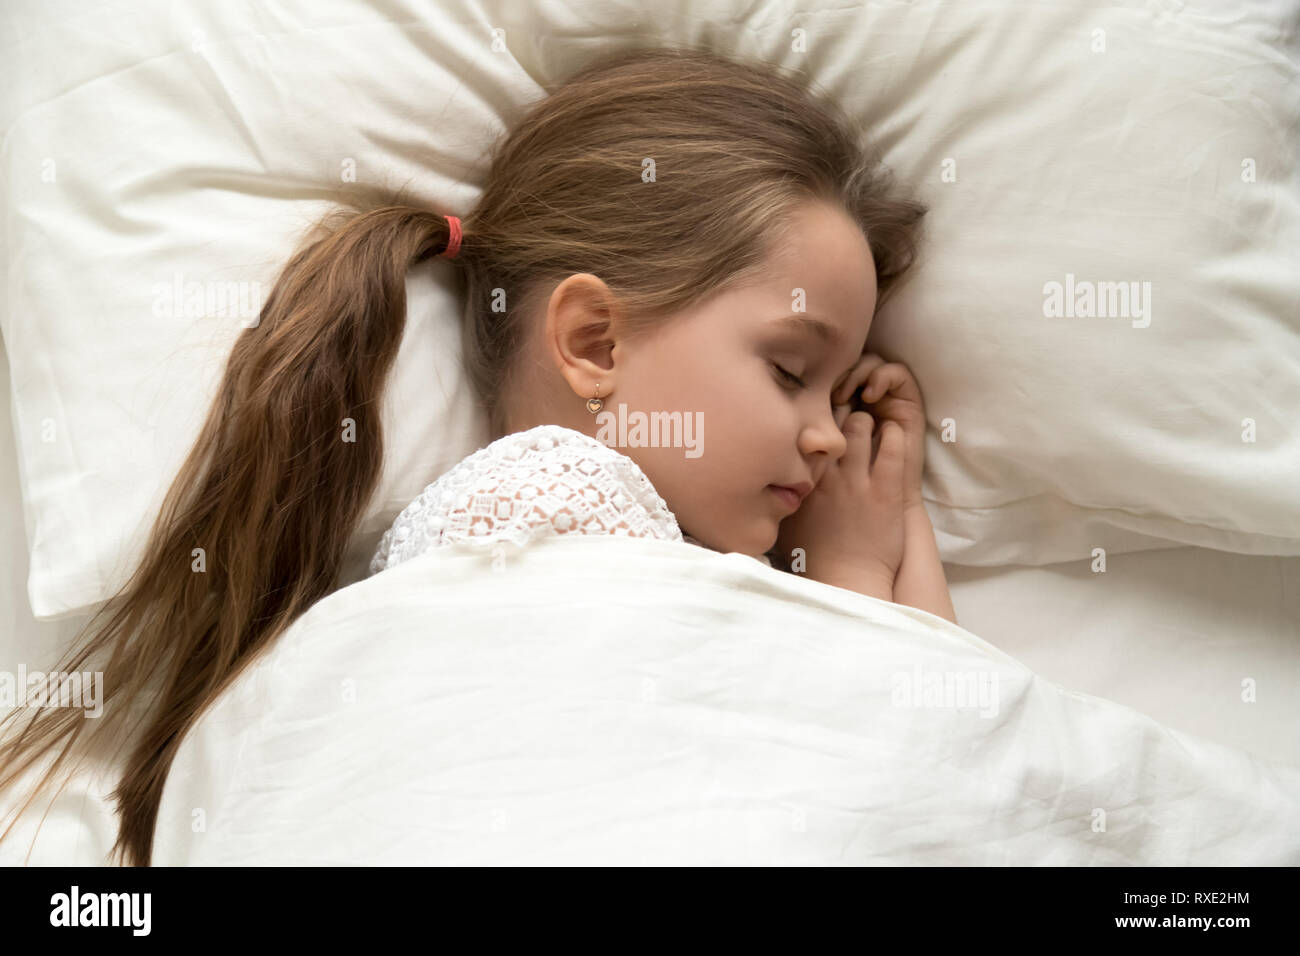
768 485 804 511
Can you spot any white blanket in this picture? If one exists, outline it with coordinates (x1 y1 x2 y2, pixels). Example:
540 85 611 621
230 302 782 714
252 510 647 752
151 535 1300 865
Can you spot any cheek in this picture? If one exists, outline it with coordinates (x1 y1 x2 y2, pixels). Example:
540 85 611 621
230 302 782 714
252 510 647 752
630 355 787 513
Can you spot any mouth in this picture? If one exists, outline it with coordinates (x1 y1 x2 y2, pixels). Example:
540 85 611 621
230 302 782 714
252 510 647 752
768 485 803 512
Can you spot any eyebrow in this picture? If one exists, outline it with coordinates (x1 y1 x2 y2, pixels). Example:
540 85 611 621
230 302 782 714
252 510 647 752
767 315 840 346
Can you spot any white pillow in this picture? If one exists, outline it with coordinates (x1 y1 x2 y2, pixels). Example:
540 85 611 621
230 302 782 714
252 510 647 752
861 0 1300 565
3 0 1297 619
2 2 512 619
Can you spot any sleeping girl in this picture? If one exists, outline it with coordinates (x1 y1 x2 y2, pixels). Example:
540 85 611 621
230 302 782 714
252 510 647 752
0 45 955 867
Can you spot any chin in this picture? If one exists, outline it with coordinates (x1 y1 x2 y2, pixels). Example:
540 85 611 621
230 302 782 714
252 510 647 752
747 526 781 560
687 515 777 558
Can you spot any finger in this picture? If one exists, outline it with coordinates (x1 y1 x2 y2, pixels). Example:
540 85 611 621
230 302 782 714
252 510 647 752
870 420 905 493
839 410 874 475
843 408 873 433
861 364 902 403
833 353 888 406
834 355 885 405
862 363 920 405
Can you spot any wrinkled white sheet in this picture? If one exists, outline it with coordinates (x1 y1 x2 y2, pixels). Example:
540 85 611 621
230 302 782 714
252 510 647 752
148 534 1300 865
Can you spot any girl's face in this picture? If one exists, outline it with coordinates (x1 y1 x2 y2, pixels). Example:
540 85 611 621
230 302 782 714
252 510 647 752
512 199 878 559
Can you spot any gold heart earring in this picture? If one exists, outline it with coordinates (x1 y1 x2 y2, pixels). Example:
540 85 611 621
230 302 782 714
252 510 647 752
586 383 603 413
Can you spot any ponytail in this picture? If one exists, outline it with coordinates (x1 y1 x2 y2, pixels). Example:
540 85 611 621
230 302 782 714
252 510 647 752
0 205 462 866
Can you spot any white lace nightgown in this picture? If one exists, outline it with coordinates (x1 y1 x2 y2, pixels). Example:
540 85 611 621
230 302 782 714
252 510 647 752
369 424 774 575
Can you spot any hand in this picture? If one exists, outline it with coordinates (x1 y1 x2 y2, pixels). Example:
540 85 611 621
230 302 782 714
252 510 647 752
775 410 906 592
833 353 927 512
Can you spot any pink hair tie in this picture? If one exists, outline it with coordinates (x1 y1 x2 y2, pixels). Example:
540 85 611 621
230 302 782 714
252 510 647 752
440 215 462 259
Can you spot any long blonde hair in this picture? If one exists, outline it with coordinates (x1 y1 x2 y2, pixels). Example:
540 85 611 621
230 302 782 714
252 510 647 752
0 45 927 866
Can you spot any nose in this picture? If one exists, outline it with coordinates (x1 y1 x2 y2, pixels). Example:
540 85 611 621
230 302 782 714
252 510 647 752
800 401 849 468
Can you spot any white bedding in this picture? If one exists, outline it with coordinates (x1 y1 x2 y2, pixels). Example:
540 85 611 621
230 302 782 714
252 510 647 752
947 549 1300 767
140 534 1300 866
6 304 1300 866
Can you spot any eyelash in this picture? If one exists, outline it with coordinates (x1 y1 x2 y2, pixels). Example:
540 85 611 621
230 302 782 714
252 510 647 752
772 363 808 390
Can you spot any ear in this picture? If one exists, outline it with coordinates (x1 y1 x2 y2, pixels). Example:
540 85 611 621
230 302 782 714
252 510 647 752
544 273 622 400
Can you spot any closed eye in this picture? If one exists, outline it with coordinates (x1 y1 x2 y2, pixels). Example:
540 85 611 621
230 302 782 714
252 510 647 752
772 363 807 389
